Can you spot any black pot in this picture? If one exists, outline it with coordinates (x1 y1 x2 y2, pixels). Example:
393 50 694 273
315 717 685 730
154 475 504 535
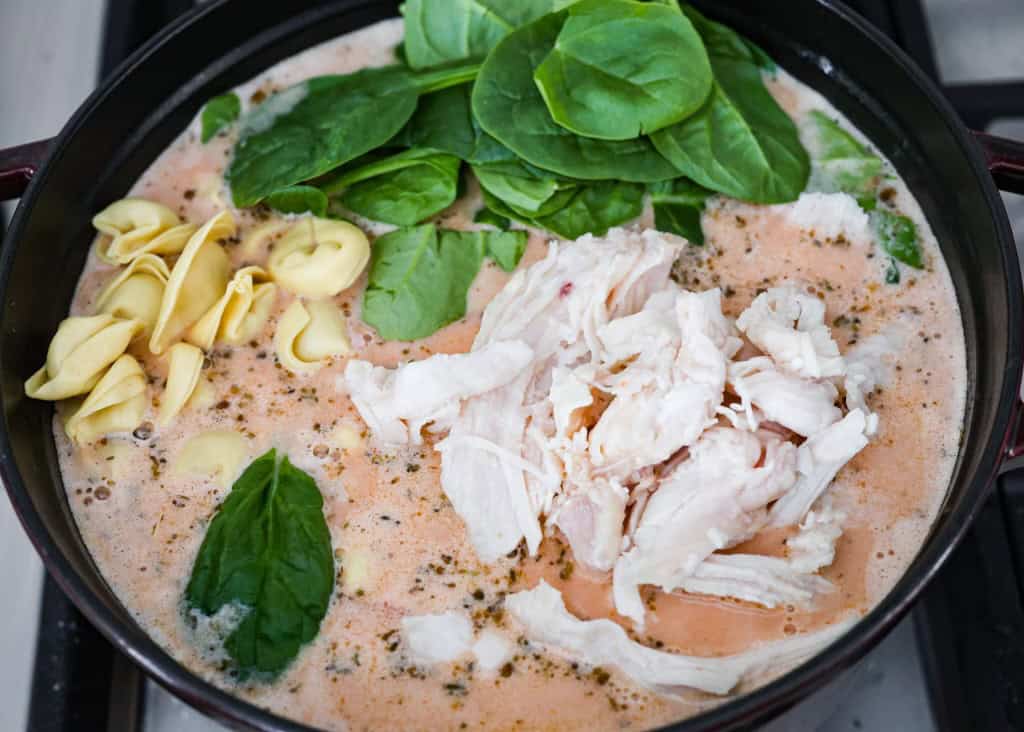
2 1 1023 730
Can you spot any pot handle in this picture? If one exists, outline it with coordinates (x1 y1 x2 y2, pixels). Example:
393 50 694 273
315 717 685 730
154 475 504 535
972 131 1024 469
0 138 53 202
973 131 1024 195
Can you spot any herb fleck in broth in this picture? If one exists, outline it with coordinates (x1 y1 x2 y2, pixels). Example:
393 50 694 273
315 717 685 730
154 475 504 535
54 16 963 732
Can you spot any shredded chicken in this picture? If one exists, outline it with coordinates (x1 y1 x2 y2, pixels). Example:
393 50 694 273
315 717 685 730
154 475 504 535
401 612 515 674
787 500 846 573
585 289 741 477
345 340 533 445
677 501 845 608
768 410 870 527
736 285 845 379
507 580 855 696
438 230 682 562
550 478 629 571
843 324 907 423
345 229 880 630
729 357 841 437
677 553 833 609
400 612 473 664
613 428 797 627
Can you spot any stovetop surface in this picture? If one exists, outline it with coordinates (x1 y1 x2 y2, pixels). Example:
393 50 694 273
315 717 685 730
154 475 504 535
3 1 1024 730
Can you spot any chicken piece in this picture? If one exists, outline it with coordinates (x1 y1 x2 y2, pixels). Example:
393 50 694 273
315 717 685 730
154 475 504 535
768 409 870 527
587 289 740 478
843 325 906 425
677 553 834 609
786 500 846 573
472 630 514 673
440 230 682 563
736 284 845 379
345 340 533 445
613 428 797 627
507 580 855 696
677 502 844 608
474 230 680 357
549 367 594 442
400 612 473 664
551 477 628 571
779 192 872 244
437 373 550 561
546 288 740 571
728 357 841 437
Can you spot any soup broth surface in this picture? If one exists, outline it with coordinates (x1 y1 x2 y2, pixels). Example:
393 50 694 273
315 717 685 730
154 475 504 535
55 18 965 732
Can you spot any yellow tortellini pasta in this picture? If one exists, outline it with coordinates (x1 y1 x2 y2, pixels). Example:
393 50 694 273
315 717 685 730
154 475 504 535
274 300 353 375
175 429 248 487
64 354 147 445
93 198 196 264
186 266 277 350
149 210 234 355
25 314 142 401
239 220 290 260
158 342 204 426
267 217 369 299
188 378 217 410
94 254 170 337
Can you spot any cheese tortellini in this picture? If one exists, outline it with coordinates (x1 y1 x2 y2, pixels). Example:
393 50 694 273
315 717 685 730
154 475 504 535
187 266 277 350
240 220 290 260
93 198 196 264
64 354 147 445
175 429 248 488
158 342 204 426
25 314 142 401
268 217 369 299
94 254 170 336
274 300 353 374
149 210 233 354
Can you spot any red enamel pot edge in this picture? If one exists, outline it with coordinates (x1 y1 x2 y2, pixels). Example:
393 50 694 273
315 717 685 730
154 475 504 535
0 1 1022 730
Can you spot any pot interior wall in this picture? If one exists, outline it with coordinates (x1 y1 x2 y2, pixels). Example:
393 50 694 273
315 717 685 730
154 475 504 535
0 1 1016 730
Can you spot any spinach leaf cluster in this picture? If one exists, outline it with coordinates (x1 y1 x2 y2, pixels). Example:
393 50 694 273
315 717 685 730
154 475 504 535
207 1 809 239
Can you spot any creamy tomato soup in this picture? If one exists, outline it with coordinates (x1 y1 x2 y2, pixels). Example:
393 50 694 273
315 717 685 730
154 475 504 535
40 14 964 732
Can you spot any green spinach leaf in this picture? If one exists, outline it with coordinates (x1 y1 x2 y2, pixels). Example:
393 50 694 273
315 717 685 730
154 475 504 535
395 84 518 165
362 225 526 340
651 7 809 203
534 180 645 238
474 207 511 229
265 185 328 216
533 0 711 140
401 0 574 69
806 110 883 200
678 4 773 69
227 63 478 207
481 179 644 239
873 210 922 269
184 449 334 681
884 258 900 284
472 11 679 182
649 178 712 243
201 93 241 143
324 148 462 226
474 228 527 271
473 161 576 215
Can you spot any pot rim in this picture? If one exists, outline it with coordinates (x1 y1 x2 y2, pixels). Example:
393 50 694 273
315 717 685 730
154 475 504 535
0 0 1020 730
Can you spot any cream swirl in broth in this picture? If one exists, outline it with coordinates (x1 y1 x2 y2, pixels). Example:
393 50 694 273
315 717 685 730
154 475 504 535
53 18 964 732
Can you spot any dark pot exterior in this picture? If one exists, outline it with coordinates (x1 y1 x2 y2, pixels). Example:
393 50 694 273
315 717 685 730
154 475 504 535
0 1 1020 730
